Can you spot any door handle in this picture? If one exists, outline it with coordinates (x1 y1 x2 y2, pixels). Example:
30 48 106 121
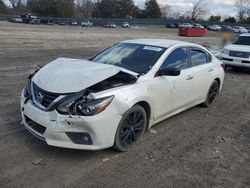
208 68 214 72
186 75 194 80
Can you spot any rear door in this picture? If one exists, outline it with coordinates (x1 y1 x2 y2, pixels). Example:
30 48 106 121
188 48 215 101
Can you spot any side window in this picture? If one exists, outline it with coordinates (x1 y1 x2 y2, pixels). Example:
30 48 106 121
190 49 208 67
161 48 189 70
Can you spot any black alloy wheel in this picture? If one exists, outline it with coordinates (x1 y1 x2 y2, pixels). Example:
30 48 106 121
203 80 219 107
114 105 147 152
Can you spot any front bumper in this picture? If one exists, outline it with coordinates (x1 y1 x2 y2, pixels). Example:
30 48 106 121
220 53 250 68
20 89 122 150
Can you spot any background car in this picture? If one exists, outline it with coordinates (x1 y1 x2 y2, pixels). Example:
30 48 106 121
110 23 117 28
29 16 40 24
166 23 177 28
59 20 66 25
81 21 93 27
103 23 117 28
103 23 110 28
208 25 222 31
70 20 78 26
220 33 250 69
221 25 234 32
245 26 250 33
203 24 210 29
9 16 23 23
174 23 181 28
21 14 40 24
47 20 54 25
233 26 248 33
193 23 204 28
122 22 129 28
179 23 193 28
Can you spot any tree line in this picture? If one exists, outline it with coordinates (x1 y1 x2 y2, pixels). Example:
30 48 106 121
0 0 250 23
0 0 162 19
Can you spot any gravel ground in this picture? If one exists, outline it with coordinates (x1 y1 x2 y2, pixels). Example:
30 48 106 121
0 21 249 188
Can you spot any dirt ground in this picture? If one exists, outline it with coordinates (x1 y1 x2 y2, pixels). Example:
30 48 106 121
0 21 249 188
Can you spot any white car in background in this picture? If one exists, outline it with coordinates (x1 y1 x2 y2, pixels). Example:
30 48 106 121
21 39 224 151
122 22 130 28
193 23 204 28
232 26 248 33
208 25 222 31
9 16 23 23
179 23 193 28
81 21 93 27
109 23 117 28
220 33 250 69
71 20 78 26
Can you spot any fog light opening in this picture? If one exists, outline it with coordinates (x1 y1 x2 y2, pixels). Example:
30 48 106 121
66 132 93 145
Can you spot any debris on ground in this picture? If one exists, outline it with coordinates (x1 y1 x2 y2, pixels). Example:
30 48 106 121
149 129 157 135
32 158 43 165
102 158 110 162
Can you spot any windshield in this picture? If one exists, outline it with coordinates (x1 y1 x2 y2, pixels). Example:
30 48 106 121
92 43 166 74
232 36 250 45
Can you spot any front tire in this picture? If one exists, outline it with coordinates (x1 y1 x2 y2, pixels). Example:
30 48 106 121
113 105 147 152
203 80 219 107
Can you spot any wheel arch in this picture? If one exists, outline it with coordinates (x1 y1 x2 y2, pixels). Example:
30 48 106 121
134 101 151 129
215 78 221 89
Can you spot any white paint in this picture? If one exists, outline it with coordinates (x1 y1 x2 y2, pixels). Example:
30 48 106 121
21 39 225 150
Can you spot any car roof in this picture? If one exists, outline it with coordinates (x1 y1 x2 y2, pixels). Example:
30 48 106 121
122 39 199 48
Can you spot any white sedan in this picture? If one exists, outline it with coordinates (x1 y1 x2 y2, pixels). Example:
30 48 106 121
179 23 193 28
220 33 250 69
208 25 222 31
21 39 225 151
233 26 248 33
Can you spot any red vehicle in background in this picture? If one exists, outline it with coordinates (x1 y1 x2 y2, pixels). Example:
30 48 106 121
103 23 116 28
103 23 110 28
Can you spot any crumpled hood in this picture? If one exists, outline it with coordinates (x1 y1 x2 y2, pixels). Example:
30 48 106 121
32 58 135 93
225 44 250 52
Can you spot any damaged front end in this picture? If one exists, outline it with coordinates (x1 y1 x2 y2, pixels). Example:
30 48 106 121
24 69 138 117
21 58 140 150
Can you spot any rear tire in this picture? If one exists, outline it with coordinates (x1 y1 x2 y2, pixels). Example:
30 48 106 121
113 105 147 152
203 80 219 107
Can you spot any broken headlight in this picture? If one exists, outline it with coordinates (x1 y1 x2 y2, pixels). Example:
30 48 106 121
56 95 114 116
24 76 32 99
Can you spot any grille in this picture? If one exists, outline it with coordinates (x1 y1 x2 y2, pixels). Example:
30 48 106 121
229 51 250 58
25 115 46 135
33 83 60 108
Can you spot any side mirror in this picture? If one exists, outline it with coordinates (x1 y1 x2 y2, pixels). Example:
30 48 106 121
157 67 181 76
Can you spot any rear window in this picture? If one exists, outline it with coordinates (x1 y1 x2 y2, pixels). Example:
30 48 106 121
190 49 208 67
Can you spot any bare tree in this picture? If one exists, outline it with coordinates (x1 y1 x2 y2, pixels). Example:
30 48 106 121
160 5 171 19
8 0 22 9
76 0 94 19
235 0 250 22
190 0 207 20
171 8 182 20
